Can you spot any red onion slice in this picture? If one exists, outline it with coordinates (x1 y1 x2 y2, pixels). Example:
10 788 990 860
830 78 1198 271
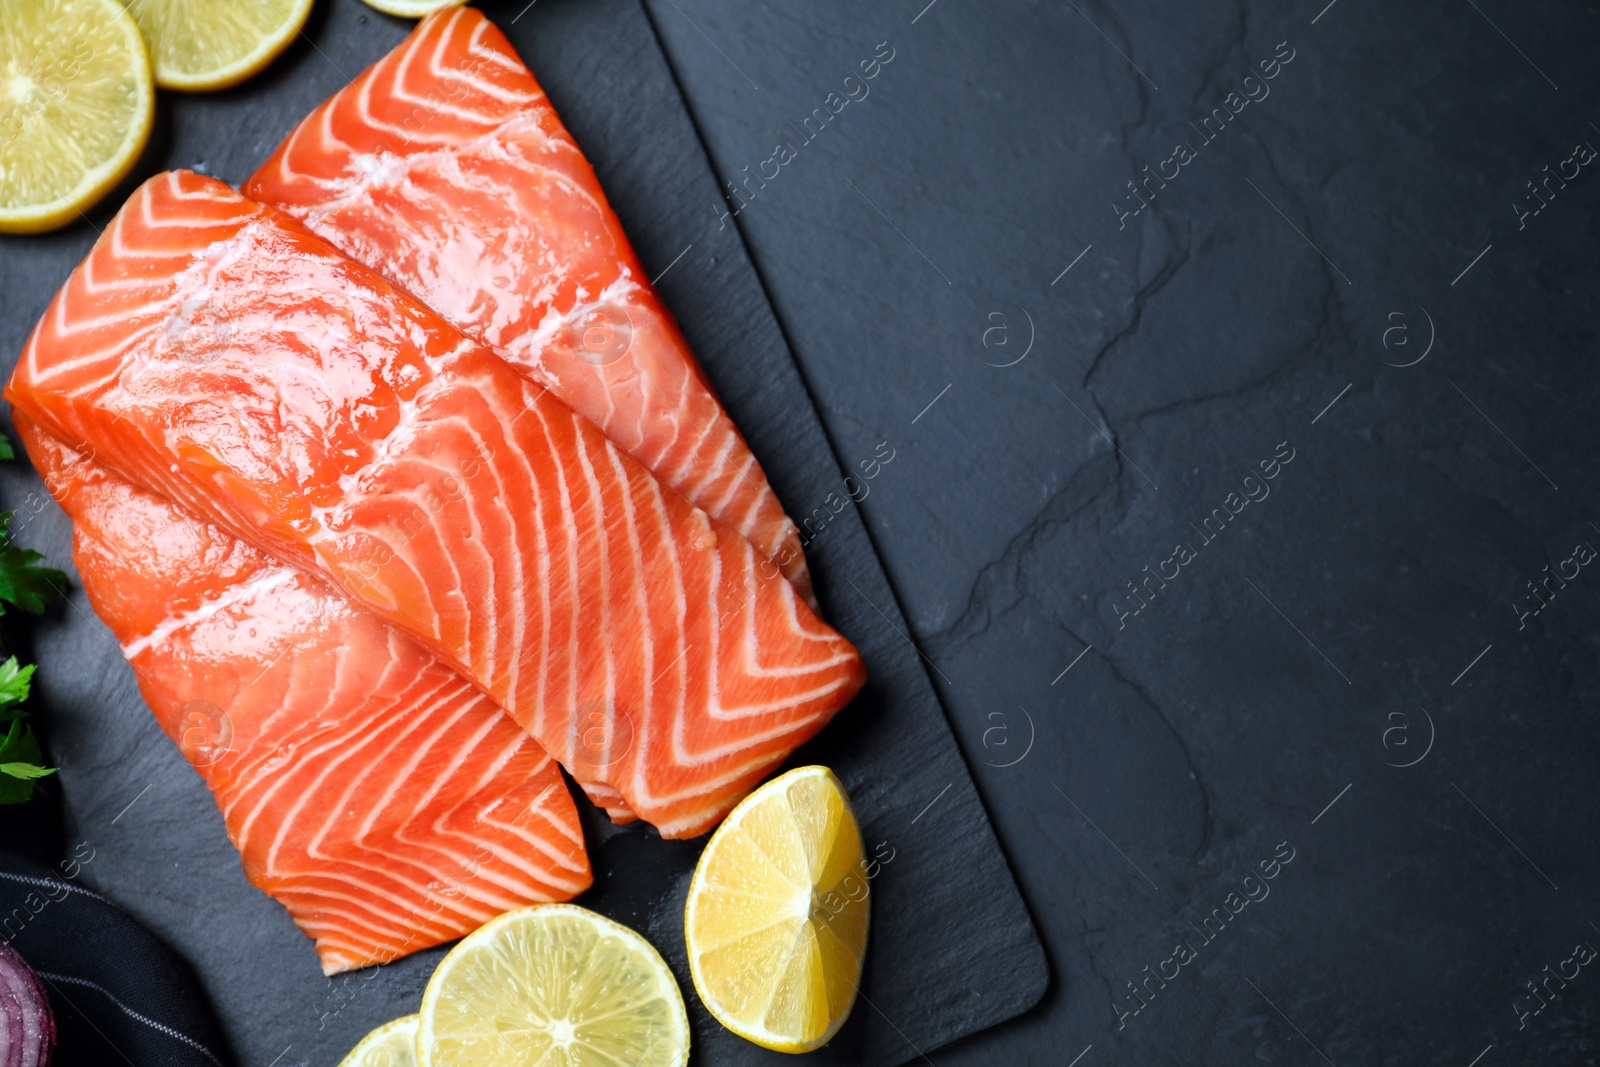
0 942 53 1067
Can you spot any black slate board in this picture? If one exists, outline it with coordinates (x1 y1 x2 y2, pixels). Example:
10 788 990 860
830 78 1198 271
0 0 1046 1064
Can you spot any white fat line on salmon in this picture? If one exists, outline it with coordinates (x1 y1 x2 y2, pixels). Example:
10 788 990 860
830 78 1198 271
120 567 300 659
520 273 641 360
330 368 442 499
341 149 410 200
315 144 584 332
319 372 498 572
119 211 277 382
372 42 543 151
272 140 371 222
315 110 574 230
92 255 237 385
714 42 897 230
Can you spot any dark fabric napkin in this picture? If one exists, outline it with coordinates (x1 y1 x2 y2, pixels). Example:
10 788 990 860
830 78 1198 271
0 843 229 1067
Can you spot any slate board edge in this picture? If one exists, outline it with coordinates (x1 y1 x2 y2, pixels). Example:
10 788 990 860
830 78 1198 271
624 0 1052 1043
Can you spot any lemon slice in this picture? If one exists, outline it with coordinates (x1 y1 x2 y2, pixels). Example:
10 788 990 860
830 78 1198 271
685 765 870 1053
418 903 689 1067
339 1016 418 1067
0 0 153 234
357 0 468 19
120 0 314 91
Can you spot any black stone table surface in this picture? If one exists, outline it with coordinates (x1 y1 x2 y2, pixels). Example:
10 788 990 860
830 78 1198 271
646 0 1600 1064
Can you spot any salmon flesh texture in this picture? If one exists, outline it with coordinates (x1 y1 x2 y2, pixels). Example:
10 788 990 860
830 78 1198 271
16 415 590 974
245 6 815 606
6 172 866 839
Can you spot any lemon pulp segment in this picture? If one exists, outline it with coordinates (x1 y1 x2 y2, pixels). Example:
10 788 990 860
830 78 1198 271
417 903 689 1067
685 766 870 1053
0 0 152 233
120 0 313 91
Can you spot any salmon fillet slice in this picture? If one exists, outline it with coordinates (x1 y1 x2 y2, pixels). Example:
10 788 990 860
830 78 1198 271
245 6 815 606
7 171 865 839
16 416 591 974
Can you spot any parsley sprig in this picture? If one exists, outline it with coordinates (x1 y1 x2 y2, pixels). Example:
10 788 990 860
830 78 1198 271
0 447 66 804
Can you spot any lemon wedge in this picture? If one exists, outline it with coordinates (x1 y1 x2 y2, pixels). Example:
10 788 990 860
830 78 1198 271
338 1015 417 1067
685 765 870 1053
357 0 468 19
0 0 153 234
120 0 313 91
417 903 689 1067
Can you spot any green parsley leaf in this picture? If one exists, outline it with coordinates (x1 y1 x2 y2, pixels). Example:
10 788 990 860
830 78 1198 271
0 658 34 712
0 719 52 804
0 544 65 615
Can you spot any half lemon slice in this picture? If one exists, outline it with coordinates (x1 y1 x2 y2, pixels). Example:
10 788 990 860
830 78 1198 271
685 765 870 1053
120 0 314 91
418 903 689 1067
0 0 153 233
338 1015 417 1067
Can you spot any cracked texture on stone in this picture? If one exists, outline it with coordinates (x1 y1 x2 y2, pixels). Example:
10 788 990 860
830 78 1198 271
653 0 1600 1063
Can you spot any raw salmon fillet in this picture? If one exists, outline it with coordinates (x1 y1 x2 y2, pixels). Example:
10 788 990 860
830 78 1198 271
245 6 815 605
7 171 865 839
16 416 591 974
